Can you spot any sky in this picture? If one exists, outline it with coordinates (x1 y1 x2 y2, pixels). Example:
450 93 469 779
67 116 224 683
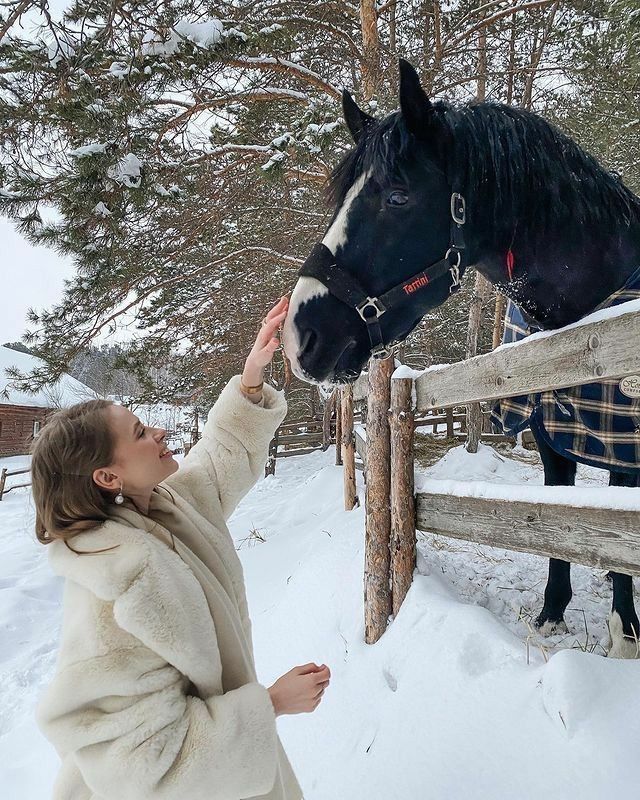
1 218 75 344
1 216 141 348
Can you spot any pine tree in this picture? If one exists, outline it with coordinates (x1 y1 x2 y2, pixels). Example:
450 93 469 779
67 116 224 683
0 1 637 410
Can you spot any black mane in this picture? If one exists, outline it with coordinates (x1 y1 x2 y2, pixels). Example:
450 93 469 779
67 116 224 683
328 101 640 247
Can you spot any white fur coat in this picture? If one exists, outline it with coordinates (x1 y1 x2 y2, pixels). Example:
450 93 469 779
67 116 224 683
37 377 302 800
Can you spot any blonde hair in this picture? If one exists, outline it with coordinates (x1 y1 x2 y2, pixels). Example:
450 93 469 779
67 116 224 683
31 399 117 547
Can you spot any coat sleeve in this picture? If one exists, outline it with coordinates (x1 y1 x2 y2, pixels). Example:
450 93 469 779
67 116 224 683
37 646 280 800
169 376 287 520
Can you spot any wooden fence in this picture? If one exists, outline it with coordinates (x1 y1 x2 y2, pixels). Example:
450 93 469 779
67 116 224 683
267 406 467 478
0 467 31 500
264 415 359 476
358 301 640 642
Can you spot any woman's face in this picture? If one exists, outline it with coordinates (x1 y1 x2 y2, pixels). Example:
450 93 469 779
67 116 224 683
97 405 179 498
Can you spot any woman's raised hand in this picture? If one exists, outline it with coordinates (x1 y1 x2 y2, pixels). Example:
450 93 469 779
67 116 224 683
268 663 331 716
242 296 288 390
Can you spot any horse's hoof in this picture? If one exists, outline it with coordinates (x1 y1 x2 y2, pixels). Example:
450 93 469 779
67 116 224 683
535 617 568 636
607 611 640 659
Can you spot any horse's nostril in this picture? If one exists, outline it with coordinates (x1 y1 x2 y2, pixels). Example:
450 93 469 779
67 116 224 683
299 328 317 357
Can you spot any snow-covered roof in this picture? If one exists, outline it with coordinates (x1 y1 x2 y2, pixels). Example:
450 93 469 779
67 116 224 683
0 346 96 409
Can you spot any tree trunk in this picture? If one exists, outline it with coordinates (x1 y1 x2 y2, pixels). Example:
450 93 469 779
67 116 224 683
465 272 491 453
281 348 293 392
428 0 443 92
492 292 507 350
522 1 560 109
390 377 416 616
341 384 357 510
465 18 491 454
364 356 394 643
477 19 487 101
360 0 381 100
507 0 517 105
191 405 200 448
310 385 319 418
389 0 397 55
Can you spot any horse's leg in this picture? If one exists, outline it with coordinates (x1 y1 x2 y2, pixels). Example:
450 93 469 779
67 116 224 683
532 429 576 633
607 470 640 658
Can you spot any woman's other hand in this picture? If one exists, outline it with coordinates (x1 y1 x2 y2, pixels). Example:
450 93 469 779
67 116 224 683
268 663 331 716
241 296 288 400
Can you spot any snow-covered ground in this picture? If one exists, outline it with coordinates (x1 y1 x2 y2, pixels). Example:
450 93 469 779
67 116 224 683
1 444 639 798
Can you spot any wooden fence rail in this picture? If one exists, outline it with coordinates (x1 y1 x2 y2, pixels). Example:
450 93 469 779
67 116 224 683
415 489 640 576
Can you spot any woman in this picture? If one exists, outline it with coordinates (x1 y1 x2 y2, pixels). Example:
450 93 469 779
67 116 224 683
34 297 329 800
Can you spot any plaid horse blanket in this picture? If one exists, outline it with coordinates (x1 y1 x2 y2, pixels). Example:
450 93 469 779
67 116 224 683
491 266 640 474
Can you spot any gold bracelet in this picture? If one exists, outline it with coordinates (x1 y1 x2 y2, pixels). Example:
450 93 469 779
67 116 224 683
240 379 264 395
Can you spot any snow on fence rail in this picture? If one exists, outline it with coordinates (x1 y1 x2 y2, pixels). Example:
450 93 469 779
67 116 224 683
414 297 640 410
360 301 640 643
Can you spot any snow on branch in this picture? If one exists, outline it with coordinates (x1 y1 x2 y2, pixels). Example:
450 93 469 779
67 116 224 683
227 57 342 100
154 88 310 142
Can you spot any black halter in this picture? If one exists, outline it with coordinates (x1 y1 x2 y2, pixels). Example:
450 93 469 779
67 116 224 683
298 193 467 358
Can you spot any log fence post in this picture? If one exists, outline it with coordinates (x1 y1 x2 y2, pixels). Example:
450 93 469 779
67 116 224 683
264 430 278 477
389 377 416 616
446 407 454 438
335 391 343 466
364 356 394 643
341 384 357 510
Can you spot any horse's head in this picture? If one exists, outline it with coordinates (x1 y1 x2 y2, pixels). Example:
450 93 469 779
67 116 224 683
283 60 465 385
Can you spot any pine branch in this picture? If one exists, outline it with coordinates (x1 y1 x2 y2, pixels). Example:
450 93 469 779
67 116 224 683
226 56 342 99
153 87 311 145
448 0 559 50
0 0 32 40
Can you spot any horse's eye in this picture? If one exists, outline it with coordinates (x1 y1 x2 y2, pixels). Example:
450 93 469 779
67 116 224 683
387 190 408 206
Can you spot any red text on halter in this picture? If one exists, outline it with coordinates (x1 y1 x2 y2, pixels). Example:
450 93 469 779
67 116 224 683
403 274 430 295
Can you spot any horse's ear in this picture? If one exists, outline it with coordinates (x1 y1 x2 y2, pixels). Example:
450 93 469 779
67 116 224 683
342 90 375 143
398 59 435 138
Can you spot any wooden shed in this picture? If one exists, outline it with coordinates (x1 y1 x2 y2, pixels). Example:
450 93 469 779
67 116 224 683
0 346 95 457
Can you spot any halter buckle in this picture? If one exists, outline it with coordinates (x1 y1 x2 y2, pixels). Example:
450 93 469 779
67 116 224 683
371 343 392 359
446 248 462 293
356 296 386 322
451 193 466 225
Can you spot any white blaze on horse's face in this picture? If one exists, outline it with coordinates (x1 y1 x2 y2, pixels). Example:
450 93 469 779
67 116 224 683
283 170 371 380
322 169 371 253
281 274 328 381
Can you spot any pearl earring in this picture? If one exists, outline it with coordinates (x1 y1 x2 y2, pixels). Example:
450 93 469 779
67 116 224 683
114 485 124 505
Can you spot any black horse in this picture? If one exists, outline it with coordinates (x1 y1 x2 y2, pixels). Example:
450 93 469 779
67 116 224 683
282 60 640 658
